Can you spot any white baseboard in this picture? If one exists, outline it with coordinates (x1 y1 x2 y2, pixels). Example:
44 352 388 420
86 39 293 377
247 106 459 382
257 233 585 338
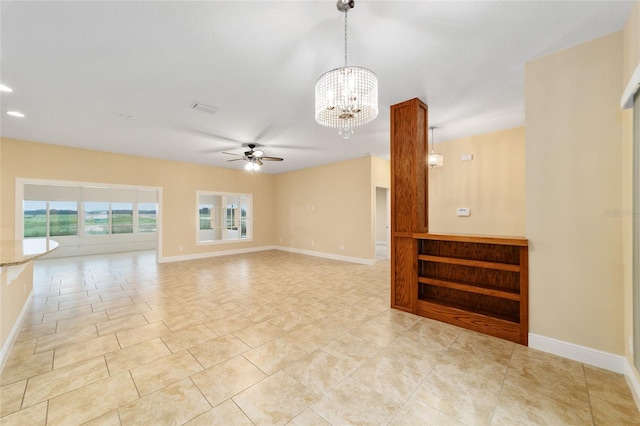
158 245 376 265
623 357 640 411
274 246 375 265
0 288 33 373
529 333 626 373
529 333 640 411
158 245 277 263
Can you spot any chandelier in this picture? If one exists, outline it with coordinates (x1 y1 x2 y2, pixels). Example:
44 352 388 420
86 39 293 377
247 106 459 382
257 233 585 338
315 0 378 139
428 126 444 169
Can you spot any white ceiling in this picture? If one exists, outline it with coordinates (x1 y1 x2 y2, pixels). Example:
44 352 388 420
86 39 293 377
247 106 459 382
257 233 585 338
0 1 634 174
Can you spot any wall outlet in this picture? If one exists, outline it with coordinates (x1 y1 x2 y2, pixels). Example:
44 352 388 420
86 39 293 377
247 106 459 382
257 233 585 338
461 154 473 161
310 240 314 246
178 246 183 252
340 245 345 251
456 208 470 217
279 237 283 243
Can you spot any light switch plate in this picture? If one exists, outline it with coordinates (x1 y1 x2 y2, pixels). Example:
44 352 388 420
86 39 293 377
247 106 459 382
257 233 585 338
456 208 470 217
461 154 473 161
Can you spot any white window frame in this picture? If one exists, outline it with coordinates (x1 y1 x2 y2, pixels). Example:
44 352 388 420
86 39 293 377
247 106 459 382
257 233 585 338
196 191 253 245
15 178 163 261
633 89 640 370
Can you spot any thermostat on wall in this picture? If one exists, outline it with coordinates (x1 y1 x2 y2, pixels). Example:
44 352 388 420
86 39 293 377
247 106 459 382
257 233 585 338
456 208 470 217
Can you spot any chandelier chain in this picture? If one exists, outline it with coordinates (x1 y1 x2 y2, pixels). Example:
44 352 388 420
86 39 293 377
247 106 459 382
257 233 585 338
344 6 348 67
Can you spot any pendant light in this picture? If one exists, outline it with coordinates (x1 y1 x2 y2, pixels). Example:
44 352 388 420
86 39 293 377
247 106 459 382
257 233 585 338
428 126 444 169
314 0 378 139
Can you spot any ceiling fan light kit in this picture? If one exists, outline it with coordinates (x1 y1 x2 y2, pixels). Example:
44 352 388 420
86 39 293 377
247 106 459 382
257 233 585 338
245 161 260 172
315 0 378 139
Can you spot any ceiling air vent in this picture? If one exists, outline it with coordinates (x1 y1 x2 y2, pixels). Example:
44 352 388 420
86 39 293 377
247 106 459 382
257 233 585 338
191 102 218 114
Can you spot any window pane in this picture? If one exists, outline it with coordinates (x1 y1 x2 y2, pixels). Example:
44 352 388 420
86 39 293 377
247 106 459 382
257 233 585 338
112 202 133 234
49 201 78 236
199 204 213 230
138 203 157 233
24 200 47 238
84 202 110 235
227 203 238 230
240 202 247 238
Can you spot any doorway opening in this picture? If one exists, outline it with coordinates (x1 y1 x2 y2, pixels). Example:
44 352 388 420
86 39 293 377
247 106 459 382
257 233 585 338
375 186 390 260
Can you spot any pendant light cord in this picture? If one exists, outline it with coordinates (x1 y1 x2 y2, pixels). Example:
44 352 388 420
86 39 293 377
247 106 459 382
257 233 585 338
430 127 434 153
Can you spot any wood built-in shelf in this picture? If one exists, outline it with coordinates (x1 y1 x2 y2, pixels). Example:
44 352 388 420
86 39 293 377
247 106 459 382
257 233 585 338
417 276 520 301
389 98 529 345
415 234 528 345
417 254 521 272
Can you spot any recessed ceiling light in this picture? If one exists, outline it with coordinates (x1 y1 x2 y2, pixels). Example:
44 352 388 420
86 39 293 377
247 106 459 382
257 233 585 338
7 111 25 118
0 84 13 93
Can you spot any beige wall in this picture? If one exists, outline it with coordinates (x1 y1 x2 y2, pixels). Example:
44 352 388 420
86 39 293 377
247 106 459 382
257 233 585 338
375 187 387 242
623 2 640 87
623 1 640 385
0 137 3 242
372 156 391 246
371 155 390 188
525 32 624 353
428 127 525 237
0 138 276 259
274 156 376 260
1 262 33 356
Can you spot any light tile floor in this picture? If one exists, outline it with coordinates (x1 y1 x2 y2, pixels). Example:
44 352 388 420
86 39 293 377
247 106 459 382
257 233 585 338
1 250 639 425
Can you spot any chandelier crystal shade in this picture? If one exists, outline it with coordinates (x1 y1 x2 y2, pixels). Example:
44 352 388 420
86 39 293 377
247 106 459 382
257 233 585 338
314 0 378 139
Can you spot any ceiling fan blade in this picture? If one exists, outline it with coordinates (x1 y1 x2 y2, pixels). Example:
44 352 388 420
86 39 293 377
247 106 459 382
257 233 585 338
257 159 264 166
227 158 245 162
222 152 242 157
260 156 284 161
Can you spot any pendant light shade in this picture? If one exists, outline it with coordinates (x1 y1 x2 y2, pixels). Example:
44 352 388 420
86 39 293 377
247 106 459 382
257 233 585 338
428 126 444 169
428 152 444 168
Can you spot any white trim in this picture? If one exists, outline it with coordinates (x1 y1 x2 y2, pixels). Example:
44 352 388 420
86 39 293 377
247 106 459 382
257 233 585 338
275 245 375 265
16 177 161 192
621 61 640 109
0 288 33 373
156 189 163 263
14 179 24 240
623 358 640 411
529 333 626 373
158 245 277 263
159 245 376 265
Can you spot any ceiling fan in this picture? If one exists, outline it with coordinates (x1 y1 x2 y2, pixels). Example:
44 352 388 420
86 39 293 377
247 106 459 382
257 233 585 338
222 144 284 171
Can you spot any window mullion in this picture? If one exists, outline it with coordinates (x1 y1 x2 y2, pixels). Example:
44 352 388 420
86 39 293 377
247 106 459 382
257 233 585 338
46 201 50 238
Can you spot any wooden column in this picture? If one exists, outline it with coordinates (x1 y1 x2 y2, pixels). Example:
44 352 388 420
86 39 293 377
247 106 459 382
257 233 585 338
390 98 428 312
